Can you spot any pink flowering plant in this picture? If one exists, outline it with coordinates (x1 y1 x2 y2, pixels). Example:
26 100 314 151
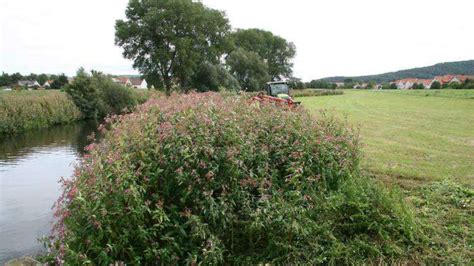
45 92 421 264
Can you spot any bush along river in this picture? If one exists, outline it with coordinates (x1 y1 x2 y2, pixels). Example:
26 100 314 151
0 121 98 263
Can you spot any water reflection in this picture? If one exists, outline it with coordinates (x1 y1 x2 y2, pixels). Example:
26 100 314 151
0 121 98 263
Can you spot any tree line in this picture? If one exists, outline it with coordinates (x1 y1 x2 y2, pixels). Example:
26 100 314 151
0 72 69 89
288 79 338 90
115 0 296 94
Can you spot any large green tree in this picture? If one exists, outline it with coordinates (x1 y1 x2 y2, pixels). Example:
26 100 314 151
0 72 12 86
226 48 270 91
192 62 240 92
115 0 231 94
10 73 23 84
51 74 68 89
229 28 296 80
37 74 49 86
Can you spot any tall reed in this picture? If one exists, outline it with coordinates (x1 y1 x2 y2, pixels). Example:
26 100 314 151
0 91 83 135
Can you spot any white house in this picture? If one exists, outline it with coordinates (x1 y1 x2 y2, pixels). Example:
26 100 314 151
419 79 434 89
112 76 148 89
43 80 53 88
393 78 435 89
393 78 414 89
353 83 367 89
335 82 345 88
18 80 40 88
112 77 132 87
130 78 148 89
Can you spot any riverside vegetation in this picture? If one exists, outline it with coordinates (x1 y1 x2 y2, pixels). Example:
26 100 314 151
0 69 150 135
64 68 150 120
0 90 83 135
43 92 425 264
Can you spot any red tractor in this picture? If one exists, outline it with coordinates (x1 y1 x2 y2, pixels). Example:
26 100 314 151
251 81 300 108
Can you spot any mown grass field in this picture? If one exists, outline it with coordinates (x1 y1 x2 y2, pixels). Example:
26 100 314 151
299 90 474 263
299 89 474 185
386 89 474 99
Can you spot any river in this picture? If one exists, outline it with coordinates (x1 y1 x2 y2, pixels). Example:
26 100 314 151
0 121 98 263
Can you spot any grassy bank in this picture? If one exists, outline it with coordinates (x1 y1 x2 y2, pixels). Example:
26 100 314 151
298 90 474 263
0 90 83 135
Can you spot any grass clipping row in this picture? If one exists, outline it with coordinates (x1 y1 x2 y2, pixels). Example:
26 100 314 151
47 92 421 264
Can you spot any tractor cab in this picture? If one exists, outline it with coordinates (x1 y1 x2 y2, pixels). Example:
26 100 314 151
266 81 291 99
250 81 300 108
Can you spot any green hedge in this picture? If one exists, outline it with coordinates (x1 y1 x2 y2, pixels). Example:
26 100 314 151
0 91 83 135
45 92 422 264
292 89 344 98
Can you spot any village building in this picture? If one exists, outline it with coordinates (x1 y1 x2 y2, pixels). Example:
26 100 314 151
393 78 437 89
418 79 434 89
112 77 132 87
43 80 54 88
130 78 148 89
335 82 345 88
17 80 40 88
353 83 368 89
113 76 147 89
434 75 469 85
393 78 416 89
392 74 474 90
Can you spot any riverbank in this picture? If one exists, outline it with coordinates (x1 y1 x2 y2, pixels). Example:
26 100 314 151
0 89 151 135
0 90 83 135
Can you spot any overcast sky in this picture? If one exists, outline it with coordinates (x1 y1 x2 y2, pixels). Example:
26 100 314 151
1 0 473 81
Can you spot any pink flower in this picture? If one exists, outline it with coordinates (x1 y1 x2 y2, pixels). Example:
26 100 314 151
84 143 96 152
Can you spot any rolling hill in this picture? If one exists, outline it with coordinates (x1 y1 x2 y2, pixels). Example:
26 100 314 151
322 60 474 83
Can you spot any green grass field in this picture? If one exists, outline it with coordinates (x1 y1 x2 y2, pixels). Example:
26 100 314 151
386 89 474 99
299 89 474 186
299 90 474 263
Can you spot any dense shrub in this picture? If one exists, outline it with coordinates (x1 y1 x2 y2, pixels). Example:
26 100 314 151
412 83 425 90
191 62 241 92
461 79 474 89
46 93 421 264
0 91 83 135
449 82 461 90
65 68 143 119
97 77 138 116
430 81 441 89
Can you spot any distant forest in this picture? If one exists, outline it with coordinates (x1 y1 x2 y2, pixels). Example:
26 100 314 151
322 60 474 83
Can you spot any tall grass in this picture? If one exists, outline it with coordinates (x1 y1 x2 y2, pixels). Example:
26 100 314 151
0 91 83 135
